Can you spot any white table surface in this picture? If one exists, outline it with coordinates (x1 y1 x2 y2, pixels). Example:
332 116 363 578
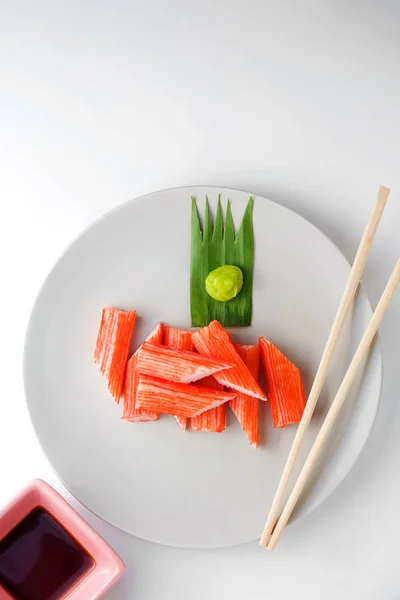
1 1 399 598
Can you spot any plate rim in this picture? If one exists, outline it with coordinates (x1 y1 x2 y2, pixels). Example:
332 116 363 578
22 185 383 548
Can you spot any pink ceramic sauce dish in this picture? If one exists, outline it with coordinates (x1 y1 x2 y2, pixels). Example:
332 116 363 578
0 479 125 600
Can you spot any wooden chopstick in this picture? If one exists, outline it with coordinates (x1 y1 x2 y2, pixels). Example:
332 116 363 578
260 185 390 547
267 256 400 551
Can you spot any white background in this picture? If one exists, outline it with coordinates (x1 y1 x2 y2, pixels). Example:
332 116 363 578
0 1 399 599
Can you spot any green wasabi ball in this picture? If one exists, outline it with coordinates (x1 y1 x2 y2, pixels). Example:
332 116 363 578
205 265 243 302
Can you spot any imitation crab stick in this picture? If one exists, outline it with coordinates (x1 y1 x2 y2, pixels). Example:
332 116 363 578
136 342 233 384
192 320 266 400
122 323 163 422
230 344 260 447
259 337 306 428
164 326 194 351
136 375 237 418
164 326 195 431
94 307 137 403
190 376 226 432
175 415 189 431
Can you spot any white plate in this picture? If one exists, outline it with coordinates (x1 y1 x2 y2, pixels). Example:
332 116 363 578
24 187 382 549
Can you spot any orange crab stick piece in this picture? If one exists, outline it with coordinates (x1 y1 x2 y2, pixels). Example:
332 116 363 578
259 337 306 428
94 307 137 403
164 326 194 351
136 342 233 384
192 321 266 400
163 326 195 431
230 344 260 447
136 375 237 418
123 323 163 422
190 376 227 432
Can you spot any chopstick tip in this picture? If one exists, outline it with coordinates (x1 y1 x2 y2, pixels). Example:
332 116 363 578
259 537 274 551
377 185 391 201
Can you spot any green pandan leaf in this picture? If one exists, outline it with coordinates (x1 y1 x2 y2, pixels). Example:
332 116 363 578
190 196 254 327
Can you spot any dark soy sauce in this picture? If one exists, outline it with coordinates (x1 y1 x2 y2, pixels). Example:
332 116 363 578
0 507 94 600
